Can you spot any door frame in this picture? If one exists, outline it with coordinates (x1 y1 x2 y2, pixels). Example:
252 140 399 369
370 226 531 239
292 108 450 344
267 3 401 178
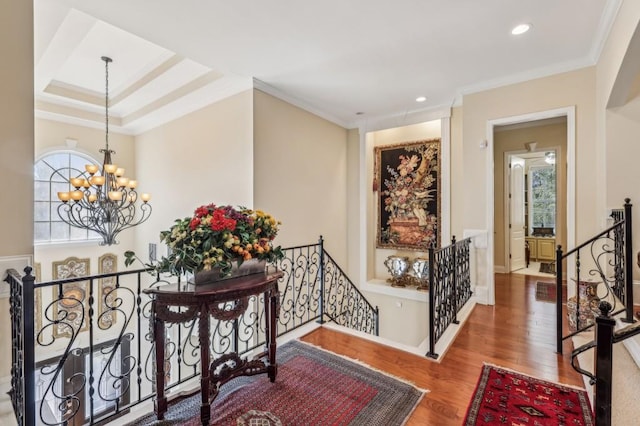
485 106 576 305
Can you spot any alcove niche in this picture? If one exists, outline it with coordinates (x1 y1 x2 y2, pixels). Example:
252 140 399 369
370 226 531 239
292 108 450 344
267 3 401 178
360 115 451 304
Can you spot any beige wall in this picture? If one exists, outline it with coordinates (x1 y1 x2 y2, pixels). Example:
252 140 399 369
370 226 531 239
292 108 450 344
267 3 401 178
493 122 568 270
0 0 34 379
450 106 464 238
133 90 254 260
606 105 640 280
597 0 640 281
253 90 349 263
462 68 597 301
346 128 361 278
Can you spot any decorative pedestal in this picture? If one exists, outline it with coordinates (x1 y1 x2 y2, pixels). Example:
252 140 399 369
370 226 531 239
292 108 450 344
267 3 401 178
566 280 600 332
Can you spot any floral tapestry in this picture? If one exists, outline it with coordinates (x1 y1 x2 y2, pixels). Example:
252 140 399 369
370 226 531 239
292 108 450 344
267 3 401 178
375 139 440 250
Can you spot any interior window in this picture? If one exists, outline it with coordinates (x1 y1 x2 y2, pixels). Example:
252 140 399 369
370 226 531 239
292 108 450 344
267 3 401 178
529 165 556 235
34 151 101 243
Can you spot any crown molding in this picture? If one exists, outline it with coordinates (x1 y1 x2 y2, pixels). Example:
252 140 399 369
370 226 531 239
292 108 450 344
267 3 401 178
457 57 595 99
589 0 623 63
351 104 452 133
253 78 350 129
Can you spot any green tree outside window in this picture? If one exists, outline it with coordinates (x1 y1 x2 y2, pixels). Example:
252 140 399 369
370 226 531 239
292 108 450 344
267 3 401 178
529 165 556 233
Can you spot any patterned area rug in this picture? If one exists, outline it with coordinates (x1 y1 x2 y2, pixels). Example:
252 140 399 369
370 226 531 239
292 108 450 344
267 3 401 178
535 281 567 303
464 364 593 425
128 340 425 426
539 262 556 274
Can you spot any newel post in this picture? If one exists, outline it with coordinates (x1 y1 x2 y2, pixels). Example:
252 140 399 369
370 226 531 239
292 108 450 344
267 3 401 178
623 198 633 323
426 242 437 359
23 267 36 426
594 301 615 426
556 244 564 354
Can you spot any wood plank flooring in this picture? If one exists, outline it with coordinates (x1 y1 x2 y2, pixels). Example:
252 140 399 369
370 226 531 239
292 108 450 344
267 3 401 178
300 273 584 425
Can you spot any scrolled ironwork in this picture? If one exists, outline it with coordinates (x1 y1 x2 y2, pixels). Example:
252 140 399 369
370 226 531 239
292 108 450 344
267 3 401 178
427 237 473 359
558 200 633 351
6 238 380 426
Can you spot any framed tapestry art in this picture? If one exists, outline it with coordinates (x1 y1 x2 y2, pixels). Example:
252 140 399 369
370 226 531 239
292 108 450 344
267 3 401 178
375 139 440 250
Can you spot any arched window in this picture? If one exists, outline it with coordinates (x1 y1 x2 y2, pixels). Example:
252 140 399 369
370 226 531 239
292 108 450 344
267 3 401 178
34 151 101 243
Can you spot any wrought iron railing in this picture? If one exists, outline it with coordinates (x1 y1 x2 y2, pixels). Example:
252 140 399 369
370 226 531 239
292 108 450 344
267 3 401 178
563 200 637 426
426 235 473 359
571 301 640 426
556 199 634 354
4 237 378 426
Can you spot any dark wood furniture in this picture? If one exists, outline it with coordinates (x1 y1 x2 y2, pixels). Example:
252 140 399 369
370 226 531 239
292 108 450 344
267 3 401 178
144 270 283 426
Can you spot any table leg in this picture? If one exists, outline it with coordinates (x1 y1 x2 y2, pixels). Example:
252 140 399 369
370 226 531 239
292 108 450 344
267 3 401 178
266 291 278 382
199 306 211 425
153 316 167 420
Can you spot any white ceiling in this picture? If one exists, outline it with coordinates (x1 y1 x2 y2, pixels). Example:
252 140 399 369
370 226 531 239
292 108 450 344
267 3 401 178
34 0 620 134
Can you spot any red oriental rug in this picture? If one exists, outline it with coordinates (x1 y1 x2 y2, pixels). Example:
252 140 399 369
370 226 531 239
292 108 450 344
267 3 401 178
128 340 425 426
464 364 593 425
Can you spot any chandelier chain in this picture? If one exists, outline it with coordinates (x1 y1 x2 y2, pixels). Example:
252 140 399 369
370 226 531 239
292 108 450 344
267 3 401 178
102 56 112 154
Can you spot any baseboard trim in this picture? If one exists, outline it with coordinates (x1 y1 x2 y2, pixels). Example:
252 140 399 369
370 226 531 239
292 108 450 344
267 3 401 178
494 265 506 274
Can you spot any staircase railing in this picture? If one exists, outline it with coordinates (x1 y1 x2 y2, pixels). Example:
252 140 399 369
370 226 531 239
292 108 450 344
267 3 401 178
4 237 377 426
426 235 473 359
571 301 640 426
556 198 634 354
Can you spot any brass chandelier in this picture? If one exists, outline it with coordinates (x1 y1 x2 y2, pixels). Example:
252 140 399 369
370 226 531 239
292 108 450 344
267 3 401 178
56 56 152 245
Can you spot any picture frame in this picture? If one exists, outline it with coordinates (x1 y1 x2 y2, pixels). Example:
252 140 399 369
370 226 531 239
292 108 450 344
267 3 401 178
374 139 441 250
98 253 118 329
52 256 90 338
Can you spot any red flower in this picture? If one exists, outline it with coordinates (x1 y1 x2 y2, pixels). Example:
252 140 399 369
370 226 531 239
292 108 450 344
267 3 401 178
210 209 237 231
194 206 210 218
189 217 201 230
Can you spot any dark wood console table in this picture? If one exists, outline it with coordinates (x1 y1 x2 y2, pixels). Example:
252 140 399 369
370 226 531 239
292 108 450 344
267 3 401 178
144 270 283 425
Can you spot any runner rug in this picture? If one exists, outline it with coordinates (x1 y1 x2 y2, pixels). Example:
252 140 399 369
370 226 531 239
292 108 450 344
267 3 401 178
128 340 425 426
535 281 567 303
464 363 593 425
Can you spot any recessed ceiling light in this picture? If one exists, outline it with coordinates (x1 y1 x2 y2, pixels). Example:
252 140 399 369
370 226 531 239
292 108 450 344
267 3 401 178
415 96 427 102
511 23 531 35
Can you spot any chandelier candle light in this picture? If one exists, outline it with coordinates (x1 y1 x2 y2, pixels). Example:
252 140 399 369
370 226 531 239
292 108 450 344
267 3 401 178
56 56 152 245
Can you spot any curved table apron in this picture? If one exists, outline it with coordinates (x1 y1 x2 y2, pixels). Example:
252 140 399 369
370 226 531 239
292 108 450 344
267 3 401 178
144 271 283 426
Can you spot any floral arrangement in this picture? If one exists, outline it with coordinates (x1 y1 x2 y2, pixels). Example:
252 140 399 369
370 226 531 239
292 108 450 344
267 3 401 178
126 204 283 278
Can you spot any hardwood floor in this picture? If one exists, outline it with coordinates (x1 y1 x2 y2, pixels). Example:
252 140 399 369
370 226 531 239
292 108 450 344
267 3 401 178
300 273 583 425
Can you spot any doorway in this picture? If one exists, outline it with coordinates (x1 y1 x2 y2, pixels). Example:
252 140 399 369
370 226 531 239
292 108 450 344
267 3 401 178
505 150 559 276
485 107 575 305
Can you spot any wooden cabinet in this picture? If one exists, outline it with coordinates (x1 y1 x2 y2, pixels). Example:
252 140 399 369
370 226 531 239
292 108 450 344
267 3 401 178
526 237 555 262
537 238 556 261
